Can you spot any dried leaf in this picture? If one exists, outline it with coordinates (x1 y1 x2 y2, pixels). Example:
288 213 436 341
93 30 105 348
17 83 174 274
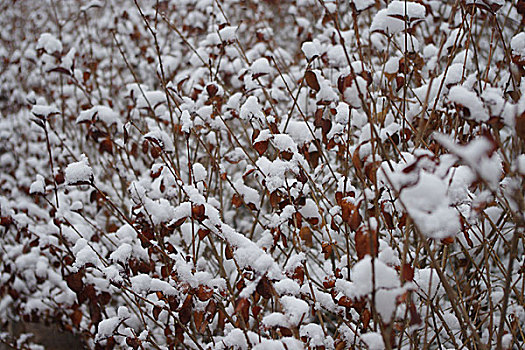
401 263 414 282
299 226 313 247
256 276 273 299
305 70 320 92
196 285 213 301
355 227 378 260
179 295 193 324
71 308 82 328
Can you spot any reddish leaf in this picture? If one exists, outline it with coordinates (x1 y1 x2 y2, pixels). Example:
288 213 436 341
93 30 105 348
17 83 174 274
355 227 378 260
153 305 162 320
253 140 269 155
179 295 193 324
196 285 213 301
361 308 371 330
194 310 206 332
99 137 113 154
235 298 250 322
401 264 414 282
321 242 333 259
71 308 82 328
299 226 313 247
304 71 320 91
192 204 205 221
66 271 84 293
197 228 210 240
256 276 273 299
225 244 234 260
231 193 243 208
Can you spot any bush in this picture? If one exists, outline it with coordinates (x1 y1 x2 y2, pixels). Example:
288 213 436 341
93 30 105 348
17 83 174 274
0 0 524 349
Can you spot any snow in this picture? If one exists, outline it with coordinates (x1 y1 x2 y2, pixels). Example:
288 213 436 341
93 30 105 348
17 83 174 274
511 32 525 57
143 128 175 152
137 91 167 109
448 86 489 122
361 332 385 350
434 133 503 188
180 110 193 133
251 58 271 75
65 154 93 185
31 104 59 118
76 105 120 126
281 295 309 325
109 243 132 263
1 2 523 349
300 324 326 347
36 33 62 54
352 0 375 11
240 96 265 122
414 268 442 298
399 171 461 238
387 1 426 20
130 274 152 294
233 179 260 208
349 256 400 296
193 163 207 182
518 154 525 175
301 41 320 61
96 317 120 340
284 120 314 146
29 174 45 194
218 26 237 42
272 134 297 153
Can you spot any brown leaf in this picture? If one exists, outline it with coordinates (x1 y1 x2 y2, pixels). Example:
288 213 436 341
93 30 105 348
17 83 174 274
355 227 378 260
153 305 162 320
349 207 362 231
206 84 218 98
225 244 234 260
196 285 213 301
71 308 82 328
231 193 243 208
270 191 281 208
256 276 273 299
441 236 455 245
299 226 313 247
206 300 217 320
401 263 414 282
251 305 262 318
194 311 206 333
99 137 113 154
47 67 72 76
198 228 210 240
66 271 84 293
254 140 269 155
409 301 422 326
192 204 205 221
179 295 193 324
304 71 320 92
361 308 371 331
217 309 226 330
235 298 250 322
323 276 335 289
292 266 305 284
89 302 102 326
321 242 333 259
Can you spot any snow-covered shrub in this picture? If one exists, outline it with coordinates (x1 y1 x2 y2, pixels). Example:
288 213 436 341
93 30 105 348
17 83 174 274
0 0 524 349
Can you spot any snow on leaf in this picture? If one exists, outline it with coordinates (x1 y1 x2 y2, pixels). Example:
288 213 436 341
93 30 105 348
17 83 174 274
36 33 62 54
65 154 93 185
